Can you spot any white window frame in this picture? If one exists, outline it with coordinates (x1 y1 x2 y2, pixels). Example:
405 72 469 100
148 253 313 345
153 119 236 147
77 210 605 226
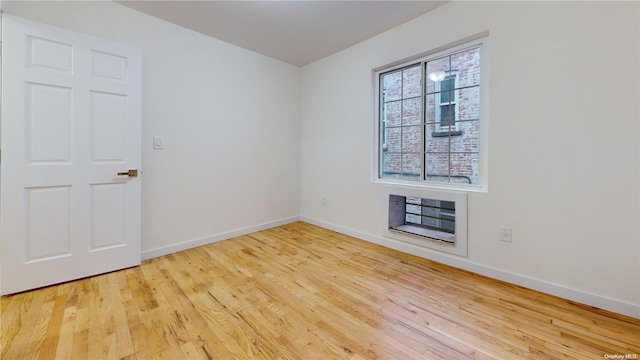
372 34 489 193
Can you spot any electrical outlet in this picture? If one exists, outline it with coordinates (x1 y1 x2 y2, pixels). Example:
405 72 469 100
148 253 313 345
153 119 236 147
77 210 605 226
322 196 327 205
499 226 512 242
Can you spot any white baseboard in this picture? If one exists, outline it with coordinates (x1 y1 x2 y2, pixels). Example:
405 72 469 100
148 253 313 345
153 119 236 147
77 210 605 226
299 216 640 319
141 216 300 260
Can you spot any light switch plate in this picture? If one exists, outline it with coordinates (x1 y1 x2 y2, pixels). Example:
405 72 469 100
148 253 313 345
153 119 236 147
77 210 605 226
153 136 163 149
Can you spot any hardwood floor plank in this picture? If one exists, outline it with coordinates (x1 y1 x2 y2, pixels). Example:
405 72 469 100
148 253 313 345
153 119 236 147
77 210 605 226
123 268 164 358
2 222 639 359
52 304 77 360
24 298 55 360
107 273 135 359
0 296 21 359
86 280 104 360
96 275 118 360
70 306 89 360
1 292 40 360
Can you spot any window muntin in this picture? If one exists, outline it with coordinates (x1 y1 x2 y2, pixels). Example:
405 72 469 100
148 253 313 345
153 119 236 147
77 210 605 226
378 41 483 188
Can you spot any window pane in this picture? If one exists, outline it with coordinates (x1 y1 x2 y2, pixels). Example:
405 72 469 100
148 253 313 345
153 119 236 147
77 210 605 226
425 56 452 93
425 121 437 137
452 47 480 89
425 94 436 124
402 65 422 98
402 98 421 126
381 152 402 178
384 100 401 127
440 77 454 103
402 153 421 179
450 120 479 153
440 104 455 126
381 71 402 101
426 47 480 93
426 129 451 153
402 126 422 153
425 153 450 181
450 153 479 185
458 86 479 121
385 127 401 152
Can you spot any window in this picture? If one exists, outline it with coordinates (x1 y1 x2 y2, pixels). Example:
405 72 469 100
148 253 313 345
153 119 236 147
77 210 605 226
377 38 486 189
434 71 459 133
378 64 423 179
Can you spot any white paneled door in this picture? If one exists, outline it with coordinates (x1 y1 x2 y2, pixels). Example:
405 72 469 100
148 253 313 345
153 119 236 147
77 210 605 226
1 15 142 295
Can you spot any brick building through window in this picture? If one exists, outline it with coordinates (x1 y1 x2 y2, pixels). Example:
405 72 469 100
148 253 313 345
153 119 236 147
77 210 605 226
380 45 481 186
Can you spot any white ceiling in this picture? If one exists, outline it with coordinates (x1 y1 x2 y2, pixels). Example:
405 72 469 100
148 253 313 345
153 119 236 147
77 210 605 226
116 1 448 66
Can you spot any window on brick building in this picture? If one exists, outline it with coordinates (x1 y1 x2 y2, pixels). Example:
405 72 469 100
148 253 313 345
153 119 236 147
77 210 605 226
434 72 459 133
377 37 486 190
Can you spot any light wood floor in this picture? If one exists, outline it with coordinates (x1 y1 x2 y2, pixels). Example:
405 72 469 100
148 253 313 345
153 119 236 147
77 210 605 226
2 222 639 360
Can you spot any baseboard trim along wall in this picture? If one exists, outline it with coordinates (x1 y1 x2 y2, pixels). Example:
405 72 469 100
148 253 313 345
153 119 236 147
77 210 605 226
299 216 640 319
141 216 301 261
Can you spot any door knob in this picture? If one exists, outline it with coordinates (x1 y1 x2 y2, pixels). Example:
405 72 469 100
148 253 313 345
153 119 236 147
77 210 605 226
117 169 138 177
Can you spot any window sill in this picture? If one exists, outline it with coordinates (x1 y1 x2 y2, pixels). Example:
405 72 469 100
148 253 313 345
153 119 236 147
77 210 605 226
373 178 487 193
432 130 463 137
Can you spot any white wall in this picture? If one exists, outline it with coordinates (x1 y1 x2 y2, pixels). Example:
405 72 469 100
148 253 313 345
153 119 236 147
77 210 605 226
2 1 301 255
3 0 638 318
300 1 640 317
